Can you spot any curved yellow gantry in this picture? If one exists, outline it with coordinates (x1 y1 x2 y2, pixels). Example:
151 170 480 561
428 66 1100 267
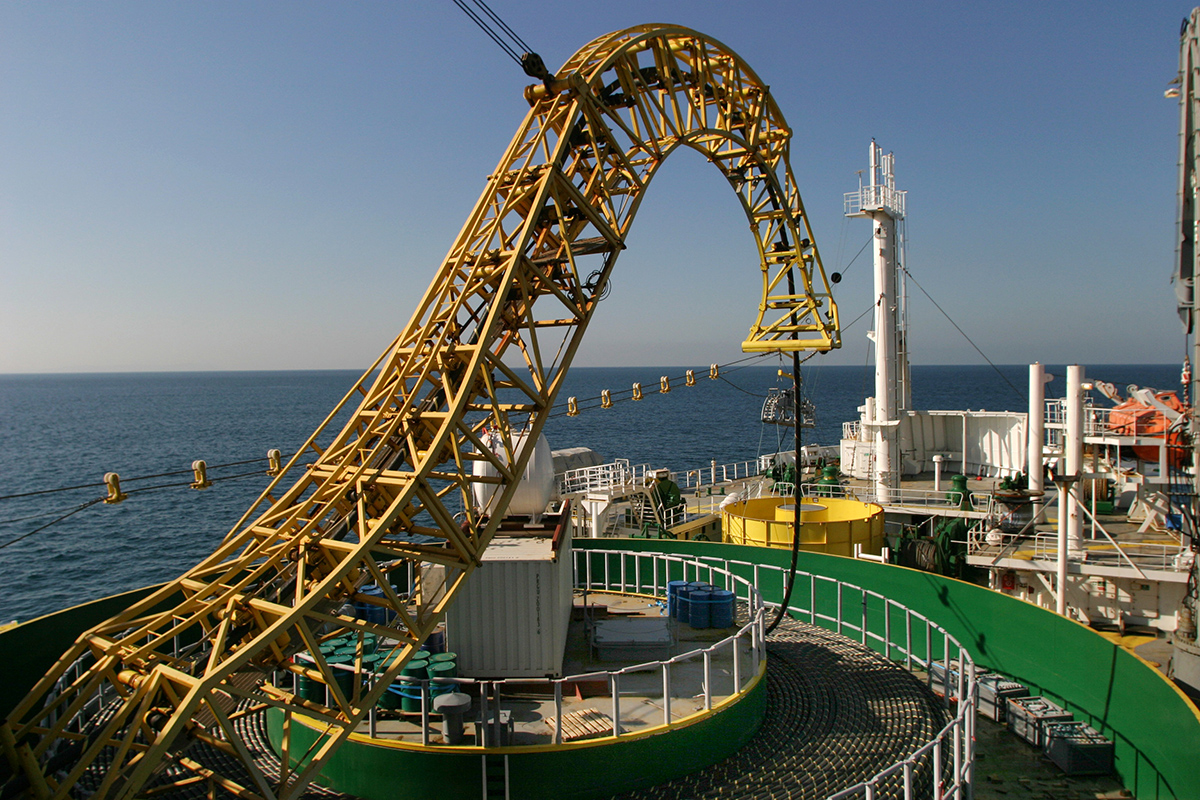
1 25 839 800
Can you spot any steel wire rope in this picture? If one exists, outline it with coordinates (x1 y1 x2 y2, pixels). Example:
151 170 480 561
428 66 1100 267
832 236 873 284
0 463 317 551
450 0 523 65
0 452 306 502
900 265 1024 402
467 0 535 55
543 353 776 418
0 499 105 550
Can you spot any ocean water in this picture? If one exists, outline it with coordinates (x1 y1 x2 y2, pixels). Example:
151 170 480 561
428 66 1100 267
0 363 1182 623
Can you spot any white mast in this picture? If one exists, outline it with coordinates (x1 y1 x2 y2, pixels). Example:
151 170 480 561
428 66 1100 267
846 141 909 501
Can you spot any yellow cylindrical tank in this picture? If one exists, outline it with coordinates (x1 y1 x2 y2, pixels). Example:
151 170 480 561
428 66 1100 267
721 496 884 556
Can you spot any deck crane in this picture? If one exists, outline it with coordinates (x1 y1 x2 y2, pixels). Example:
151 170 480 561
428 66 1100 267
1 25 839 800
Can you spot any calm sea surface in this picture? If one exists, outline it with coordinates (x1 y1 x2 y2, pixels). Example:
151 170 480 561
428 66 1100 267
0 363 1182 622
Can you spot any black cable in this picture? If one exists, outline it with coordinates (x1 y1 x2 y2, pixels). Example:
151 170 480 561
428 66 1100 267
836 236 873 281
0 499 104 550
0 461 317 551
545 354 775 419
717 376 766 398
841 303 874 333
470 0 533 54
901 266 1025 402
0 481 106 501
452 0 522 65
0 453 299 503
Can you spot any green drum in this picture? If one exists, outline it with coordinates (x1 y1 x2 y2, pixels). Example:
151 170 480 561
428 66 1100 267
325 654 357 701
294 653 325 703
428 659 458 701
399 658 430 713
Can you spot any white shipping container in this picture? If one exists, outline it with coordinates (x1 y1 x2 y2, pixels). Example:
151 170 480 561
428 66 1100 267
446 531 574 678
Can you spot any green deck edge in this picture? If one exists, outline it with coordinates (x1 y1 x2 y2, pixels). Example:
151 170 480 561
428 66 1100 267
268 674 766 800
0 583 172 720
579 539 1200 800
2 541 1196 799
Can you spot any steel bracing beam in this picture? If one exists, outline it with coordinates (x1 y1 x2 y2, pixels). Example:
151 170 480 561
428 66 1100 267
1 25 838 800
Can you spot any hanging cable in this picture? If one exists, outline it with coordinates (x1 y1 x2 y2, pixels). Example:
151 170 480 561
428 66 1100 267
546 353 775 419
449 0 553 81
901 265 1024 402
0 452 306 503
470 0 534 54
0 463 315 551
0 499 104 550
829 236 872 286
451 0 522 65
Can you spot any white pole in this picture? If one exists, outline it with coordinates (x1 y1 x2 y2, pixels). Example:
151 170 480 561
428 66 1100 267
1056 365 1084 616
1028 363 1046 494
1066 365 1085 555
872 211 898 504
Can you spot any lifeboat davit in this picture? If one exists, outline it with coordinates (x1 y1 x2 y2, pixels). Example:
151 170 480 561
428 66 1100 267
1106 390 1189 465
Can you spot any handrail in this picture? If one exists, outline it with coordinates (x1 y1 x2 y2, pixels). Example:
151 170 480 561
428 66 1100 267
339 550 767 748
684 553 977 800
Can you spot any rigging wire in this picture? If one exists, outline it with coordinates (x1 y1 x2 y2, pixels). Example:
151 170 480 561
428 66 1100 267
0 464 315 550
0 453 304 503
544 353 776 418
469 0 534 54
900 265 1025 402
832 236 873 283
0 499 104 550
451 0 522 65
450 0 541 70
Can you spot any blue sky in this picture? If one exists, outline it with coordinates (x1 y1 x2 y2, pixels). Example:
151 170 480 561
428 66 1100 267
1 1 1193 373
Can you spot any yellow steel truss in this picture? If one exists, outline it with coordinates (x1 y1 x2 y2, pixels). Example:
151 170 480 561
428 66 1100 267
0 25 838 800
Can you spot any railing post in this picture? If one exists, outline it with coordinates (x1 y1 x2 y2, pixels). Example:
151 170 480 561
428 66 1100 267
421 679 430 746
953 715 962 798
663 662 672 726
861 591 868 645
554 681 563 745
611 673 621 737
368 676 377 738
837 582 843 634
703 649 712 711
884 599 892 661
933 738 942 800
905 611 913 671
732 633 742 690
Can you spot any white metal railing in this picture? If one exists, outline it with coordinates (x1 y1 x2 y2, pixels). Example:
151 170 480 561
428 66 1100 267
1043 399 1112 437
965 495 1190 575
1027 533 1187 574
802 482 992 515
681 552 975 800
844 185 907 218
558 459 642 494
843 420 862 440
324 551 766 749
559 455 777 498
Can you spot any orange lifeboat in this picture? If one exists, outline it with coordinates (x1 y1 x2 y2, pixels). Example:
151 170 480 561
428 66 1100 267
1107 390 1189 465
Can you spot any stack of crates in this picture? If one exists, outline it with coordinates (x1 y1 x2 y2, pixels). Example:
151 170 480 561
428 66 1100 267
1007 696 1074 747
977 673 1029 722
1043 721 1114 776
929 659 964 700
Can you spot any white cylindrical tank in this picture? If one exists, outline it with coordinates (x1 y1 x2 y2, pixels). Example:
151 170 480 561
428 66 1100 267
471 430 555 521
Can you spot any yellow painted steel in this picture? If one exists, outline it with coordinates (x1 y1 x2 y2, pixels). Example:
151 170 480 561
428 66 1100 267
722 497 884 556
0 25 838 800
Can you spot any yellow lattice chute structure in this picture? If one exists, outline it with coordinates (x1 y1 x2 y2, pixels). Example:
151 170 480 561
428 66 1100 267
0 25 838 800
